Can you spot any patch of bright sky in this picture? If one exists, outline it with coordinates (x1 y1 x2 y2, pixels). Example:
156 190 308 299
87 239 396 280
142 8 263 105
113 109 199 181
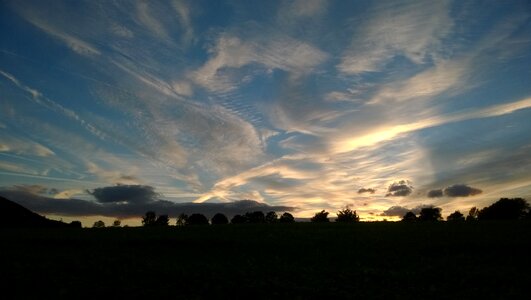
0 0 530 223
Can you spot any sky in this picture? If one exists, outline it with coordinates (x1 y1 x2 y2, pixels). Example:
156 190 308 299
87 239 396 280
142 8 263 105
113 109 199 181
1 0 530 226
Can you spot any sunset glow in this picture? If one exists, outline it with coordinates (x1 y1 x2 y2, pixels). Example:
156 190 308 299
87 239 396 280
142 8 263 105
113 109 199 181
1 0 530 225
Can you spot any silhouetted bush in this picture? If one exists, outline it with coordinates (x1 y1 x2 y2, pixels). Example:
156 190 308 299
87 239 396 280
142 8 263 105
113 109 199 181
418 207 442 221
245 211 265 223
311 210 329 223
186 213 209 225
142 211 157 226
336 207 359 222
211 213 229 225
112 219 121 227
447 211 465 222
402 211 417 222
265 211 278 223
69 221 82 228
93 220 105 228
466 207 479 221
155 215 169 226
279 212 295 223
231 214 247 224
478 198 529 220
176 213 188 226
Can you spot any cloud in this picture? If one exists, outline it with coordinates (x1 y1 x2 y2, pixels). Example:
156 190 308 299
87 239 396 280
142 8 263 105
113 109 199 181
88 185 160 204
386 180 413 197
171 0 194 43
443 184 482 197
380 204 434 217
0 189 294 219
332 97 531 154
11 3 100 56
191 34 327 92
427 189 443 198
136 1 170 41
358 188 376 194
286 0 327 18
0 70 108 141
0 134 55 157
338 0 452 74
380 206 410 217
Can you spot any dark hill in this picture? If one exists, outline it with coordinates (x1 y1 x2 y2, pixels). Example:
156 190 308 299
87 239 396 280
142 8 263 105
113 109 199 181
0 196 77 228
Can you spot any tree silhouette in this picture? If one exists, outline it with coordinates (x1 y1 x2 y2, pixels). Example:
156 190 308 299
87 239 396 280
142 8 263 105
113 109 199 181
279 212 295 223
176 213 188 226
447 211 465 222
93 220 105 228
336 207 359 222
231 214 247 224
112 219 121 227
245 211 265 223
211 213 229 225
418 207 442 221
155 215 169 226
142 211 157 226
478 198 529 220
311 210 329 223
265 211 278 223
466 207 479 221
186 213 209 225
69 221 82 228
402 211 417 222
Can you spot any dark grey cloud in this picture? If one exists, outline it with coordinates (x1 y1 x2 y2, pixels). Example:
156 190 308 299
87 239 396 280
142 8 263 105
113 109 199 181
427 189 443 198
11 184 59 196
88 185 159 203
358 188 376 194
380 204 434 217
380 206 410 217
443 184 482 197
386 180 413 197
0 189 294 219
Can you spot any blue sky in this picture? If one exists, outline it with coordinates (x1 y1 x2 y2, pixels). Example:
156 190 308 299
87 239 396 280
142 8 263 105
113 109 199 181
1 0 530 225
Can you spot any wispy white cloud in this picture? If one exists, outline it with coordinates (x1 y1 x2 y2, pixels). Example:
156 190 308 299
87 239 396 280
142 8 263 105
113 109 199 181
0 70 108 140
171 0 194 43
281 0 327 18
191 34 328 92
11 2 100 56
333 97 531 154
137 1 171 41
338 0 452 74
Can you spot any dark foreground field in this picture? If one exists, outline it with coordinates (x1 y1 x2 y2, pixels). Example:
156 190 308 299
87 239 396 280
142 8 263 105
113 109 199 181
1 222 530 299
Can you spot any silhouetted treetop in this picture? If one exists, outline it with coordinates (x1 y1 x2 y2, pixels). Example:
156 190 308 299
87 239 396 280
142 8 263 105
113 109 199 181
466 207 479 221
155 214 170 226
265 211 278 223
93 220 105 228
142 211 157 226
279 212 295 223
176 213 188 226
336 207 359 222
478 198 529 220
231 214 246 224
447 211 465 222
311 210 329 223
245 211 265 223
211 213 229 225
186 213 209 225
402 211 417 222
418 207 442 221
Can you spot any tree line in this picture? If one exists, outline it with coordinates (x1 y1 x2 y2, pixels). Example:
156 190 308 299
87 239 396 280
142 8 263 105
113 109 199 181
92 197 529 227
401 198 530 222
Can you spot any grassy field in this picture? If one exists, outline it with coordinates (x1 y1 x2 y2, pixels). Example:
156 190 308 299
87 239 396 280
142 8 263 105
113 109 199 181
1 222 530 299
